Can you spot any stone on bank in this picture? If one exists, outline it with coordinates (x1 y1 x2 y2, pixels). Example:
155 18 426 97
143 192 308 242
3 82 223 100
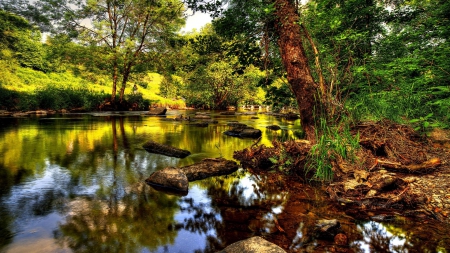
217 236 286 253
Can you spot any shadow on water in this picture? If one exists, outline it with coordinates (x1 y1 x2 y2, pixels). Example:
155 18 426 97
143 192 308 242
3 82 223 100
0 111 449 252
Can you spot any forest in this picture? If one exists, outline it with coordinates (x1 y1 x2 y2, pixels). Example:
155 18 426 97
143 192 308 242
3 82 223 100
1 0 449 173
0 0 447 124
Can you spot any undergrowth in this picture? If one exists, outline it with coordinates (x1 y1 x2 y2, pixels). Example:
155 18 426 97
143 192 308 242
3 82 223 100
306 117 360 181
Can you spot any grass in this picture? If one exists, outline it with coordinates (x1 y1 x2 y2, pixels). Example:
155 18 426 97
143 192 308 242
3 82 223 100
0 62 186 111
306 116 360 181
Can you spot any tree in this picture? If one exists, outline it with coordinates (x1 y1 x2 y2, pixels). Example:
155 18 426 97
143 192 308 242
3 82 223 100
40 0 185 104
0 10 47 71
175 25 264 109
189 0 326 141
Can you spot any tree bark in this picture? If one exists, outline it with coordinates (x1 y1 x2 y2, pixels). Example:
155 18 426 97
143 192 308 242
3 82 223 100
273 0 323 142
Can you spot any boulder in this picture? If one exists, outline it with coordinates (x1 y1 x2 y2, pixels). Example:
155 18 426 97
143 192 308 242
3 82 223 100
218 236 286 253
145 158 239 194
181 158 239 181
145 167 189 194
224 127 262 138
146 107 167 115
142 140 191 158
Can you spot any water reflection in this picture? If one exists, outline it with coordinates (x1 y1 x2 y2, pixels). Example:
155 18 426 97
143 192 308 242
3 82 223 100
0 111 449 252
0 111 297 252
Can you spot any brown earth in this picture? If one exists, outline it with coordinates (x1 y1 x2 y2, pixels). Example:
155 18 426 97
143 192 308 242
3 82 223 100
233 120 450 252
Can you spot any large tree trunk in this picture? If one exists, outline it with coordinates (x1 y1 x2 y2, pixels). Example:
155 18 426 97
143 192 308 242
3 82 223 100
273 0 323 142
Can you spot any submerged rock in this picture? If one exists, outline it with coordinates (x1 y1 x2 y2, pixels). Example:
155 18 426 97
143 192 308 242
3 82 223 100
146 107 167 115
142 140 191 158
145 167 189 194
188 122 209 127
314 219 340 240
218 236 286 253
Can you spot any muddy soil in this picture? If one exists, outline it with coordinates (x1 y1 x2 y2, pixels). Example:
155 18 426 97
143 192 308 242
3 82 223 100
234 120 450 252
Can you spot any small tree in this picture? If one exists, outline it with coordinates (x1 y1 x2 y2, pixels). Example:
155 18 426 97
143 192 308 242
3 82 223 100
41 0 185 103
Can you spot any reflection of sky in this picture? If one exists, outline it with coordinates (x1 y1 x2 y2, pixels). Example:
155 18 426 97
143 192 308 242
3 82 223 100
1 162 73 252
153 185 217 253
353 221 407 252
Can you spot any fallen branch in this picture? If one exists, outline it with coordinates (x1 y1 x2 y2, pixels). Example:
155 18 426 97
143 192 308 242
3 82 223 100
377 158 441 173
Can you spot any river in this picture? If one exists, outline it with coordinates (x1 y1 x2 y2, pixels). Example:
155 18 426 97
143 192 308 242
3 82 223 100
0 110 448 252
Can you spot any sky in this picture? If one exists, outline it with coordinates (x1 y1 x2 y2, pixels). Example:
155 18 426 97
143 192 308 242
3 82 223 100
181 10 212 33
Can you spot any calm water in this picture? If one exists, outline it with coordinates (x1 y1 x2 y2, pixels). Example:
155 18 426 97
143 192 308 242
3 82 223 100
0 110 449 253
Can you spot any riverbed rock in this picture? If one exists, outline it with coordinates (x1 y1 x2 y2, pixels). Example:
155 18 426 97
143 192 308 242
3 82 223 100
227 122 247 128
142 140 191 158
188 122 209 127
181 158 239 181
145 167 189 193
146 107 167 115
0 110 11 117
145 158 239 194
314 219 340 240
218 236 286 253
224 127 262 138
12 112 29 117
220 111 236 115
193 114 211 119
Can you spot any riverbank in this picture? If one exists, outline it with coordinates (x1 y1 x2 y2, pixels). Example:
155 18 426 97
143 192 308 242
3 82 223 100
233 120 450 252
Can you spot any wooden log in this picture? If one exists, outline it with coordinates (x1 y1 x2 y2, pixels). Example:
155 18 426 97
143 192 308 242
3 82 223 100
377 158 441 173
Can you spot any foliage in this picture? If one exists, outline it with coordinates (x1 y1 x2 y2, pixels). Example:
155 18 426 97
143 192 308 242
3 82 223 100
269 147 294 174
176 25 265 109
302 0 450 128
37 0 186 102
306 117 360 181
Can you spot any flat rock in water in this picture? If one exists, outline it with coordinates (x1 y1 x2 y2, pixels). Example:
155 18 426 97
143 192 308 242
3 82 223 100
227 122 247 128
146 107 167 115
217 236 286 253
224 127 262 138
193 114 211 119
220 111 236 115
142 140 191 158
181 158 239 181
145 167 189 194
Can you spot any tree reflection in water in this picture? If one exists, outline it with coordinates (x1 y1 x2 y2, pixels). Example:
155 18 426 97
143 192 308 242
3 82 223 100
353 220 450 253
173 172 288 253
55 183 179 253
